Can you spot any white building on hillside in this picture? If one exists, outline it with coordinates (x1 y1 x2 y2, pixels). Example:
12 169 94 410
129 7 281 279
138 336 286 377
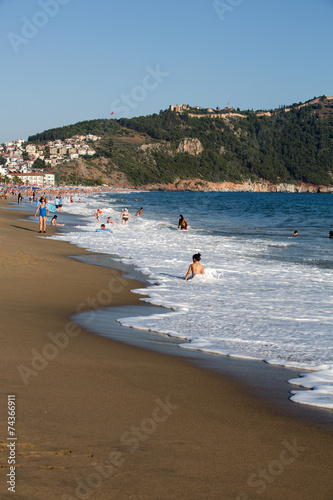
86 134 100 141
7 172 55 187
43 173 55 186
0 166 7 177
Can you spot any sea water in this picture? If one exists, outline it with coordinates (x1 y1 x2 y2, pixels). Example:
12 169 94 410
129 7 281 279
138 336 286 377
50 191 333 410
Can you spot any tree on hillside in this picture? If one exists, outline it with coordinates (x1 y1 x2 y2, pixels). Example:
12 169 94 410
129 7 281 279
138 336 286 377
32 158 46 170
25 101 333 187
95 177 104 186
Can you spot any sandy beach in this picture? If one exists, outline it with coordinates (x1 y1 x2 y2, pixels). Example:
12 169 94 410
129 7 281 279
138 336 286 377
1 200 333 500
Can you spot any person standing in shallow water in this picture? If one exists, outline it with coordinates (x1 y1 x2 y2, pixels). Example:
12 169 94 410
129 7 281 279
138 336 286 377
121 208 131 225
185 253 204 280
178 215 188 230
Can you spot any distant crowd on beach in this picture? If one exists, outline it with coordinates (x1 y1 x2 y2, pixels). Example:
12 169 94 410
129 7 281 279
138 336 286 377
2 185 333 279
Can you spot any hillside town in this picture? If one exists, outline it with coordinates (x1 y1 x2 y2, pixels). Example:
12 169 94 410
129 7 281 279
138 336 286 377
0 134 99 186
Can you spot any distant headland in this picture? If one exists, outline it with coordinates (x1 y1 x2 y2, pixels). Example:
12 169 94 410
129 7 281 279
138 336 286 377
1 95 333 191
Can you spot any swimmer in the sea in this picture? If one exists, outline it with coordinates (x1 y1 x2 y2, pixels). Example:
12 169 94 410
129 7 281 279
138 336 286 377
185 253 204 280
106 216 117 225
178 215 188 230
293 230 298 236
136 207 143 216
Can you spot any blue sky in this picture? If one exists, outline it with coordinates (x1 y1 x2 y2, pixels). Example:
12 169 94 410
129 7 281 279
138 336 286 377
0 0 332 143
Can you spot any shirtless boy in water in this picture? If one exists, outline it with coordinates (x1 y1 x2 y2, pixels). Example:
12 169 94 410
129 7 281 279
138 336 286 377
185 253 204 280
178 215 188 230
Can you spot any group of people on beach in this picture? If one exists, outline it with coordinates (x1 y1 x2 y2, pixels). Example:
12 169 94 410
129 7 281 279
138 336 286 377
9 183 333 281
176 215 203 278
31 187 102 234
55 195 63 211
34 197 65 232
96 208 132 225
97 207 143 227
95 206 202 279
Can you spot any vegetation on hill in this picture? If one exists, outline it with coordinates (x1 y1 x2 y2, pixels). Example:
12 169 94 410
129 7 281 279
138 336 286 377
28 119 120 142
28 97 333 187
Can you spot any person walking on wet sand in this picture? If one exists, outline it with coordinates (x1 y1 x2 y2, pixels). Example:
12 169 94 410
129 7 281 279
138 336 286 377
34 197 49 233
185 253 204 280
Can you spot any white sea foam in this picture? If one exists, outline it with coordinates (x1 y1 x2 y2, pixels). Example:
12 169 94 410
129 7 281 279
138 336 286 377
51 193 333 411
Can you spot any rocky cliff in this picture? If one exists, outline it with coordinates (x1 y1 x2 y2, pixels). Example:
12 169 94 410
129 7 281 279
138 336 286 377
139 178 333 193
176 138 203 155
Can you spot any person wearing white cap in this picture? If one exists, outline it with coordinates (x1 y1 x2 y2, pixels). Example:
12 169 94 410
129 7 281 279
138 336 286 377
121 208 131 225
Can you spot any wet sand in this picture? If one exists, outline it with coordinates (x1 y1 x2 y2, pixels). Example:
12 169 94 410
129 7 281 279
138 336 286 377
0 199 332 500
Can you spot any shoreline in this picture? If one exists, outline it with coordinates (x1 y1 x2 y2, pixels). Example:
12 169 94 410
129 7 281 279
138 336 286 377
72 253 333 430
15 199 332 423
1 200 333 499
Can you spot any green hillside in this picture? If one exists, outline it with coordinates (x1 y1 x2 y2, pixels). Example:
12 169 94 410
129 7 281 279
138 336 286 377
28 96 333 187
